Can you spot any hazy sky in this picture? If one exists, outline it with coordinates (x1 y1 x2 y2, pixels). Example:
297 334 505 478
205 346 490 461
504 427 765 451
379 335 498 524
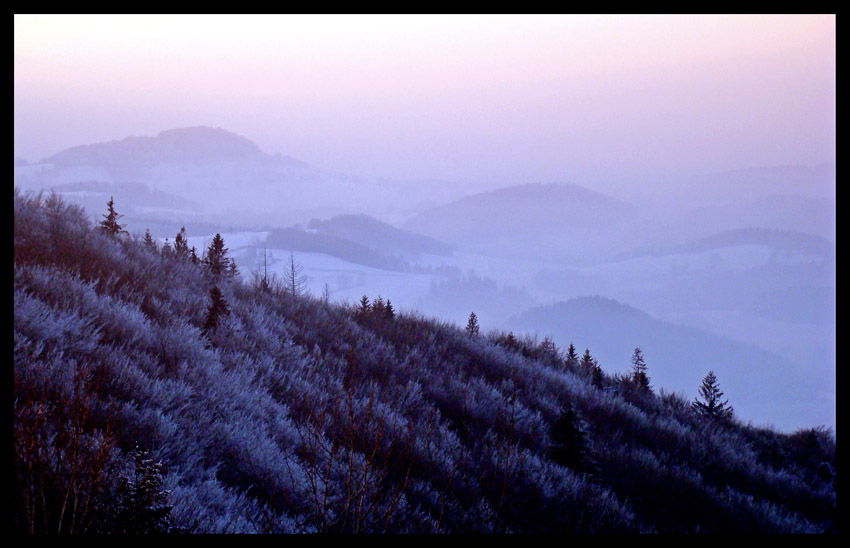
14 14 835 184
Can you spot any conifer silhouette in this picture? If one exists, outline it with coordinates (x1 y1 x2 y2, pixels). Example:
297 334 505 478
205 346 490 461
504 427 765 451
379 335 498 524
202 285 230 337
204 233 229 278
630 347 650 391
465 312 480 337
173 227 189 260
549 403 593 475
99 196 126 236
693 371 734 423
143 228 156 251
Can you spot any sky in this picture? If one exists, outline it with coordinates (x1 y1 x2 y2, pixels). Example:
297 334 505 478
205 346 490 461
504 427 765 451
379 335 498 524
14 14 835 185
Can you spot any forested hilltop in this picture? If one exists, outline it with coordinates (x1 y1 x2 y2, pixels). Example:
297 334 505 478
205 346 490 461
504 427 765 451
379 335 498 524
13 190 835 534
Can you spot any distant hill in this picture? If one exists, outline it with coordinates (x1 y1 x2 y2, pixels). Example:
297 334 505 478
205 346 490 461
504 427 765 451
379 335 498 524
403 182 637 257
265 227 410 272
668 195 836 244
307 214 453 258
618 227 835 262
40 126 308 175
507 296 833 431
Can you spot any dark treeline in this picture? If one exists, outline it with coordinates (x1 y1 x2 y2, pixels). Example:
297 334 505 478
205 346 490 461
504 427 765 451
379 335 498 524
13 190 835 533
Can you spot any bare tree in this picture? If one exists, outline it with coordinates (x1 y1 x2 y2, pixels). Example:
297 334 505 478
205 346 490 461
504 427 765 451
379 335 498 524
283 251 308 298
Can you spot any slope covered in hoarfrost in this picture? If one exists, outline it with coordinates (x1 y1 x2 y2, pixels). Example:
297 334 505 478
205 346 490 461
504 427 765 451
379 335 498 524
13 190 835 533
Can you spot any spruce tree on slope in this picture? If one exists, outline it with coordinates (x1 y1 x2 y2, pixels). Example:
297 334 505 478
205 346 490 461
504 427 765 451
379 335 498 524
202 285 230 339
549 403 594 475
630 347 651 391
465 312 480 337
692 371 734 424
173 227 190 260
99 196 127 237
204 233 229 278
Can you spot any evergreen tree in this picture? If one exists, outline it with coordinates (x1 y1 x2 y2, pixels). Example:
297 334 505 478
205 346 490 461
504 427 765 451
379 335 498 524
99 196 126 236
590 360 605 388
143 228 156 251
384 299 395 321
465 312 480 337
189 246 200 265
204 233 229 278
173 227 190 260
630 347 650 391
160 238 172 258
580 349 594 372
549 403 593 475
372 296 385 315
202 285 230 337
114 446 173 534
357 295 371 317
228 258 239 279
565 343 579 369
692 371 734 423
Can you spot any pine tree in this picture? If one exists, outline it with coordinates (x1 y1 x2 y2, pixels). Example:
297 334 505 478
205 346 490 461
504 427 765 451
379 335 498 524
692 371 734 423
549 403 593 475
384 299 395 321
202 285 230 337
204 233 229 278
99 196 126 236
465 312 480 337
189 246 200 265
228 258 239 279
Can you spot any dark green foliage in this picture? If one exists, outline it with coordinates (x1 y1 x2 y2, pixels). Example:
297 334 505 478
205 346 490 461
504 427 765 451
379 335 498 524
692 371 733 423
99 196 126 236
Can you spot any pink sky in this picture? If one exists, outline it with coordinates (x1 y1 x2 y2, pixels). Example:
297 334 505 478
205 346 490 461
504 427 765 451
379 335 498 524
14 14 835 184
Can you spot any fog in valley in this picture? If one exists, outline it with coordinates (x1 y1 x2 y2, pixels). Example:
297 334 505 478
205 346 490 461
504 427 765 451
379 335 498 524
15 15 835 432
